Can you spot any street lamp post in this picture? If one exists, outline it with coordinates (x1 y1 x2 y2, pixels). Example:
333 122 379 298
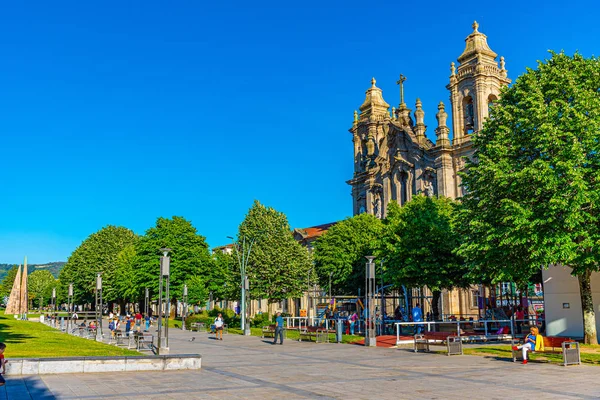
145 287 150 317
329 271 333 300
227 235 256 336
157 248 171 354
182 284 188 331
51 287 56 327
68 283 73 332
380 259 385 319
51 287 56 314
365 256 376 347
96 273 103 341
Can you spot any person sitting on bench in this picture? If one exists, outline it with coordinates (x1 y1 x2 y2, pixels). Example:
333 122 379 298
513 326 541 364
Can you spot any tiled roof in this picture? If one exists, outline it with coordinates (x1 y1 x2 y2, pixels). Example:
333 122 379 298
294 222 337 240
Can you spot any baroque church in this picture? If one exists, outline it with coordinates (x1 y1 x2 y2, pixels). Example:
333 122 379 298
348 22 510 215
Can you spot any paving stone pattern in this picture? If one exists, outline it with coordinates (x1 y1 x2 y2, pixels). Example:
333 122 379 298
1 327 599 399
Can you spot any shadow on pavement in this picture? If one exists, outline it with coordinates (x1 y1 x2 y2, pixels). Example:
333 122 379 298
1 375 55 399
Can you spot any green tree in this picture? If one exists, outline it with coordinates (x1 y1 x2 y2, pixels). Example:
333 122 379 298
28 270 57 309
0 265 18 300
58 226 138 306
112 244 139 306
383 197 468 320
313 213 384 295
185 275 208 305
135 216 213 304
239 200 312 303
211 250 238 301
457 52 600 344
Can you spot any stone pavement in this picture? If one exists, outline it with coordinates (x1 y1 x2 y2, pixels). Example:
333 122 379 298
2 327 600 399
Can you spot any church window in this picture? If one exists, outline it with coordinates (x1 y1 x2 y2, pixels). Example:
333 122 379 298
463 96 474 134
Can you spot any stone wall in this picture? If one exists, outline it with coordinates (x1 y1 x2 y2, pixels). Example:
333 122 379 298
4 354 201 375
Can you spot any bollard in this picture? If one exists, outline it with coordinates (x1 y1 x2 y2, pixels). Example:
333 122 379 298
336 319 343 343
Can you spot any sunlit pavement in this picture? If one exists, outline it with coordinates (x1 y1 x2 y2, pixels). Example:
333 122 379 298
3 327 599 399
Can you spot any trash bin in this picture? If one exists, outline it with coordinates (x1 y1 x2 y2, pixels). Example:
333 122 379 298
336 319 343 343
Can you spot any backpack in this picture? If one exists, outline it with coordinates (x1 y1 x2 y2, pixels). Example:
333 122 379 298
109 321 115 330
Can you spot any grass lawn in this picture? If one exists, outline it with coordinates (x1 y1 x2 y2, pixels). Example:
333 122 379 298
463 344 600 366
0 312 140 358
227 327 364 344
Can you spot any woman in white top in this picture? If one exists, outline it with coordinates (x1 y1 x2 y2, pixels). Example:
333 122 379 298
214 314 224 341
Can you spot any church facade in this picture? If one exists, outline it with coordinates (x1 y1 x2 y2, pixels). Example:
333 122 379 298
348 22 510 214
347 22 511 317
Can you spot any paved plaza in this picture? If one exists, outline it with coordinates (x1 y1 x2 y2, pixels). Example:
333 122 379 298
2 328 600 399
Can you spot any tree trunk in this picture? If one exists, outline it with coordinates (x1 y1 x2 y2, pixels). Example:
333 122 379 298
432 290 441 321
118 298 126 316
578 270 598 345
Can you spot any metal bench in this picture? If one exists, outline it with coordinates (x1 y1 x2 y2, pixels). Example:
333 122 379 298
299 326 328 343
414 332 463 355
136 333 155 353
190 322 205 332
511 336 580 366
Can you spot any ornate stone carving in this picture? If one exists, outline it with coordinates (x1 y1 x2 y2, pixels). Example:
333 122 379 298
453 156 466 171
349 22 510 214
436 101 448 128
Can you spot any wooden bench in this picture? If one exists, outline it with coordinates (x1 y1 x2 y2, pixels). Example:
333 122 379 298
262 325 276 338
511 336 580 366
414 332 463 355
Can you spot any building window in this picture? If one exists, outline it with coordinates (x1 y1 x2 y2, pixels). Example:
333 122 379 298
470 289 478 308
258 299 262 309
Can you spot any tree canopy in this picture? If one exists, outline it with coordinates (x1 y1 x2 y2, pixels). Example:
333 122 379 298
134 216 213 302
383 197 468 319
184 275 208 305
313 213 384 295
456 52 600 343
0 265 18 301
239 200 312 303
28 270 57 308
58 226 138 304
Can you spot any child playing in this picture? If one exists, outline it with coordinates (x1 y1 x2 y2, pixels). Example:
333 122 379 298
513 326 539 364
0 342 7 386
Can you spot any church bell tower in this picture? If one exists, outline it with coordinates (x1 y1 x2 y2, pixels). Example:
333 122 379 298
447 21 511 145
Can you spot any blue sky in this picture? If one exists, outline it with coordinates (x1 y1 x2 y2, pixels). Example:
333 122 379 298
1 1 598 263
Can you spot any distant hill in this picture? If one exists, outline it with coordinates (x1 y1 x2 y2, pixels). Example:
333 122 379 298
0 262 65 281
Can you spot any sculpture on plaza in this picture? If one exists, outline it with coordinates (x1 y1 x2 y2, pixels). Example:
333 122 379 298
5 257 29 317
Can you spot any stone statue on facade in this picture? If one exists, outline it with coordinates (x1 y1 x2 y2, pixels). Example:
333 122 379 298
373 196 382 219
424 181 434 197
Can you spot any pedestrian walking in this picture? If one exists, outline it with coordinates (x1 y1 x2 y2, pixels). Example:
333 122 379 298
0 342 8 387
273 312 284 345
214 313 224 341
515 306 524 335
144 314 151 332
135 311 143 332
349 312 358 335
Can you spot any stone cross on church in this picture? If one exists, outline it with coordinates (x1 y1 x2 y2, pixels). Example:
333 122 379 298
347 22 511 217
396 74 407 105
